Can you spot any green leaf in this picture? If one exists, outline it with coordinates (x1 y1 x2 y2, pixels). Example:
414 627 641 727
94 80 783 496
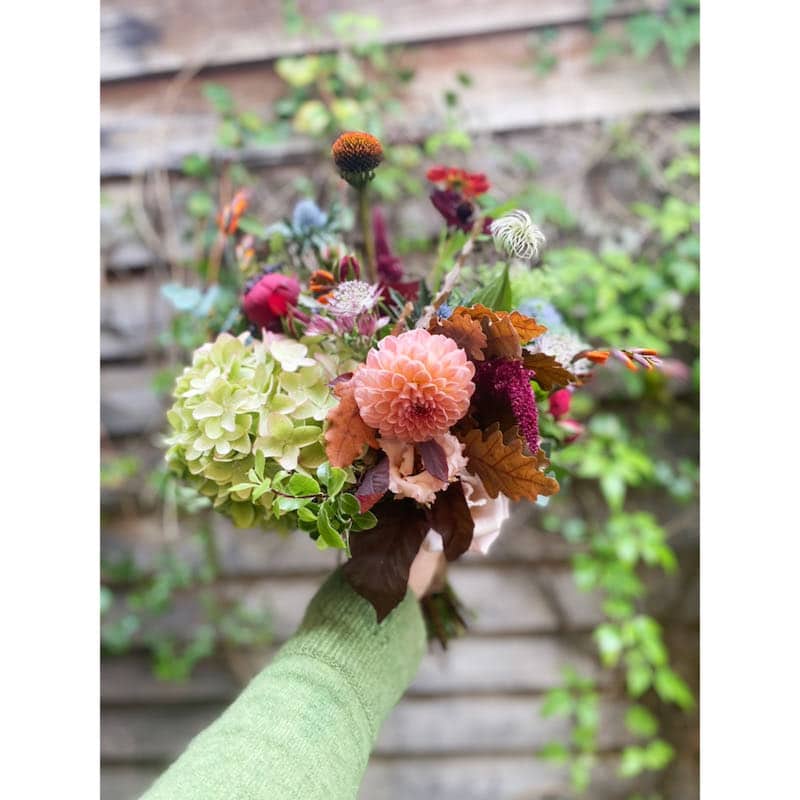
591 0 615 21
541 688 574 718
352 511 377 530
644 738 675 769
181 153 212 178
161 283 202 312
273 495 312 515
339 493 361 517
251 479 272 501
286 473 321 497
236 216 266 237
595 623 624 666
275 55 321 87
296 506 317 523
468 262 512 311
625 704 659 737
228 483 255 493
619 745 646 777
326 467 347 498
202 83 234 114
626 661 652 696
654 667 695 709
626 14 664 60
538 741 569 764
293 100 330 136
316 502 346 549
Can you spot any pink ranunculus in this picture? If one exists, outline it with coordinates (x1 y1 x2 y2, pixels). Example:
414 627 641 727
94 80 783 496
548 387 572 420
352 329 475 442
380 433 467 506
242 273 301 331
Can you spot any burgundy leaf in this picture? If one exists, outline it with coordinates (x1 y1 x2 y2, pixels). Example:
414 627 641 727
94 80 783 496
418 439 449 482
328 372 354 388
427 481 474 561
342 499 429 622
355 457 390 512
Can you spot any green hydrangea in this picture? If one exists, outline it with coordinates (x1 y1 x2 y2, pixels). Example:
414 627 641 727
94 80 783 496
165 332 351 529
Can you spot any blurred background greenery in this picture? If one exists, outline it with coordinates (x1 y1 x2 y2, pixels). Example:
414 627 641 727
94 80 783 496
100 1 699 797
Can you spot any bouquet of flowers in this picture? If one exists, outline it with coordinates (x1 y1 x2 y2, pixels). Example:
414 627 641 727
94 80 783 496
164 131 661 629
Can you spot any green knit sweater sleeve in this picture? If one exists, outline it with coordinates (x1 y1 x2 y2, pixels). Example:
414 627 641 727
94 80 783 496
140 569 427 800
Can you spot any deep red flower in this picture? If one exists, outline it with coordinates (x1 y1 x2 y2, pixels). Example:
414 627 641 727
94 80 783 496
426 166 489 198
474 358 540 454
242 273 301 331
372 208 404 283
430 189 493 234
548 387 572 420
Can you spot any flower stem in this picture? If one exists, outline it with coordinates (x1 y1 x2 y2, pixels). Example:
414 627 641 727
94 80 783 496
357 184 377 283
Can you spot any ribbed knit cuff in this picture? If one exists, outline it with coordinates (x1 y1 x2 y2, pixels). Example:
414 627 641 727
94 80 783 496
275 569 426 737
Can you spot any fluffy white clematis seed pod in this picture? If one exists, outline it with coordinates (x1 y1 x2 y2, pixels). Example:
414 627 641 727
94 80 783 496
489 210 546 261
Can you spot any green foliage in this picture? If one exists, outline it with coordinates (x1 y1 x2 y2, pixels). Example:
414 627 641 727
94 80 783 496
539 668 600 790
530 0 699 74
101 525 273 681
518 121 698 793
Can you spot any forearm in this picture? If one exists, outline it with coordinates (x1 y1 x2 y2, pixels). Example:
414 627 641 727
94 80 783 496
141 570 426 800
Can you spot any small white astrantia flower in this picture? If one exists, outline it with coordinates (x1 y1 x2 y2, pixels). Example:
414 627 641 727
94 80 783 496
490 210 546 261
326 280 381 317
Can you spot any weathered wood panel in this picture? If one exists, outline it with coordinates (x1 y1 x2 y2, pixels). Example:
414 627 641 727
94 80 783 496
101 365 166 437
101 755 678 800
101 25 699 176
101 0 655 81
101 696 633 763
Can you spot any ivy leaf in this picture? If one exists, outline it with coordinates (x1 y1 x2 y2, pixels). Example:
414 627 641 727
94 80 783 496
626 13 664 60
429 312 487 360
625 704 659 738
461 424 560 502
522 352 576 391
418 439 449 482
427 481 474 561
342 498 429 622
355 457 390 512
324 379 379 468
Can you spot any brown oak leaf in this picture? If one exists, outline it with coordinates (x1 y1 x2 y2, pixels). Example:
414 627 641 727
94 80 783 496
522 351 577 391
342 498 429 622
454 305 546 345
461 424 560 502
429 312 487 360
427 481 474 561
506 311 547 344
482 314 522 360
324 379 379 468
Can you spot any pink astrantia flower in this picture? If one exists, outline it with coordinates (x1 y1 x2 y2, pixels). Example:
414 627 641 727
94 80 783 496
352 329 475 442
380 433 467 505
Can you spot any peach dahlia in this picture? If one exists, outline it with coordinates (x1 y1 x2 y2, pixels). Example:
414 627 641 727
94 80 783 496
352 329 475 442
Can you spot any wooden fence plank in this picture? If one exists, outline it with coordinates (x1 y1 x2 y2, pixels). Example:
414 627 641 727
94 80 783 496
101 365 167 437
101 695 633 762
101 0 654 82
100 634 601 703
101 25 699 176
101 755 675 800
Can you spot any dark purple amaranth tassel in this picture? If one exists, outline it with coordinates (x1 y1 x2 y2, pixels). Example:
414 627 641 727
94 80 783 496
474 358 540 454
